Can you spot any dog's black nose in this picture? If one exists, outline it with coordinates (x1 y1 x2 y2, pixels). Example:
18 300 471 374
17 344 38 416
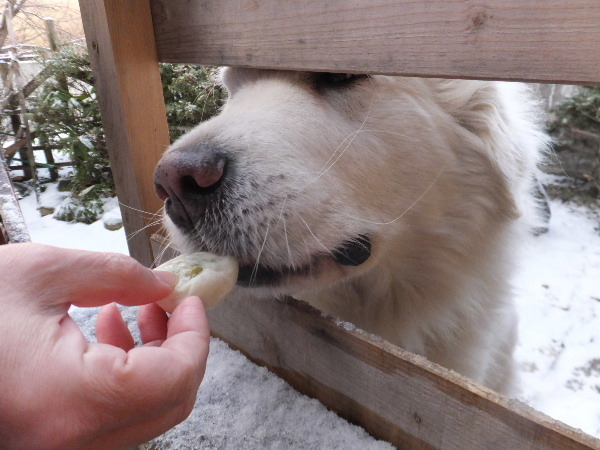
154 144 228 230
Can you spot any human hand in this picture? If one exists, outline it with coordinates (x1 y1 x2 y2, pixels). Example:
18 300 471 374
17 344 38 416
0 243 210 450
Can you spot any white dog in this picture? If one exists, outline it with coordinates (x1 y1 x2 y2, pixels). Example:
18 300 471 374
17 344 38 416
154 69 547 395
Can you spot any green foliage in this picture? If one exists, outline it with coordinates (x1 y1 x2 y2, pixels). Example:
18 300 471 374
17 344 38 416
53 194 105 224
31 45 112 199
548 86 600 200
161 64 226 140
549 86 600 135
28 45 226 222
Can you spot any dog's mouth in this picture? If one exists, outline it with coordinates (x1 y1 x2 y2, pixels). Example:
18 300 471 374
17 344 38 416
237 234 372 287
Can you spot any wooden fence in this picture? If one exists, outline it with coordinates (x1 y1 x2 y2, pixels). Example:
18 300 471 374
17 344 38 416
0 12 64 182
77 0 600 448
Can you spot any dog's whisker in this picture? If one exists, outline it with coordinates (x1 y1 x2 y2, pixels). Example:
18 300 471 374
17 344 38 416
353 128 422 142
284 226 294 271
306 82 377 187
315 130 360 179
282 217 294 273
275 197 295 271
250 221 271 286
325 166 445 226
117 201 164 220
152 240 170 268
126 219 164 242
298 214 334 257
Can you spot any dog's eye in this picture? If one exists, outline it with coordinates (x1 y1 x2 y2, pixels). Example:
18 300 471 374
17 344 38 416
316 72 366 87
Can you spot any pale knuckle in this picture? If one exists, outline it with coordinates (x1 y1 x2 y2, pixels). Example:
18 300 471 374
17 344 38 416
93 253 152 291
21 243 66 268
95 252 140 275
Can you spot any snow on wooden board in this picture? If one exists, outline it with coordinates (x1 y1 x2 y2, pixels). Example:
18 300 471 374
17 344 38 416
0 194 30 243
0 160 30 243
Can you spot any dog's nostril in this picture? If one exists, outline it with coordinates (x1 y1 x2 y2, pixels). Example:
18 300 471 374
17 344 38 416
153 146 228 231
154 152 227 200
155 183 169 201
195 157 227 189
181 174 210 195
179 157 226 196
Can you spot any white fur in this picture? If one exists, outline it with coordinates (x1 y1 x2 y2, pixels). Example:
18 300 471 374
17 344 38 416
161 69 548 395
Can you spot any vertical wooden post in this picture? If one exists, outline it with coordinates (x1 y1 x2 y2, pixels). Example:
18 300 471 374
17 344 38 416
4 0 38 195
42 17 61 181
44 17 59 52
78 0 170 266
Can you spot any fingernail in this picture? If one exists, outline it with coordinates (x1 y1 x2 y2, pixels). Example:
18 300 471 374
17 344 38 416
154 270 179 288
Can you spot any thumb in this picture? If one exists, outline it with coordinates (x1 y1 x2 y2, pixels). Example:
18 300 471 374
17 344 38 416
67 253 178 308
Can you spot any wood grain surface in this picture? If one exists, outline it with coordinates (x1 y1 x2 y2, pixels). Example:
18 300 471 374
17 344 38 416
79 0 171 266
209 293 600 450
151 0 600 85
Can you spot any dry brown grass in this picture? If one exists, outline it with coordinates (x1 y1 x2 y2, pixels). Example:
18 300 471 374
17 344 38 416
12 0 83 48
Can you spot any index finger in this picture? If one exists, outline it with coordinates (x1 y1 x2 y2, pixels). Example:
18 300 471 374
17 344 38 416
7 243 177 308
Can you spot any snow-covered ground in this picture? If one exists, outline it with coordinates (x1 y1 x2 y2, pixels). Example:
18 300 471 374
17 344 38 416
15 182 600 446
513 200 600 437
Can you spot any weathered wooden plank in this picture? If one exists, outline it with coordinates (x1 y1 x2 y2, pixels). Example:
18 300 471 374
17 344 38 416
151 0 600 86
208 294 600 450
0 157 30 244
79 0 171 266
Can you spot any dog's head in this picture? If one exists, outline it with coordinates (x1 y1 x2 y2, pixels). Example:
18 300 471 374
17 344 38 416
154 68 537 296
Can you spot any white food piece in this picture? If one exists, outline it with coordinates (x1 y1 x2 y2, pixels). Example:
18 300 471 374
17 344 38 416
155 252 238 313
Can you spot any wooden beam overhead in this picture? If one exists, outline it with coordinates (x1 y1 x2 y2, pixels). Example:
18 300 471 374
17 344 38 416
151 0 600 86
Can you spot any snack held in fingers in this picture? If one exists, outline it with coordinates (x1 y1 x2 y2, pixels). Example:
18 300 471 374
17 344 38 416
155 252 238 312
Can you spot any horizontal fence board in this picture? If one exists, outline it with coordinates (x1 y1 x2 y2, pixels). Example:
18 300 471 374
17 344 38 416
8 162 72 171
208 293 600 450
151 0 600 85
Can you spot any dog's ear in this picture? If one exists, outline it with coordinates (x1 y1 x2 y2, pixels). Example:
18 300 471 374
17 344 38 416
435 80 548 225
435 80 546 179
